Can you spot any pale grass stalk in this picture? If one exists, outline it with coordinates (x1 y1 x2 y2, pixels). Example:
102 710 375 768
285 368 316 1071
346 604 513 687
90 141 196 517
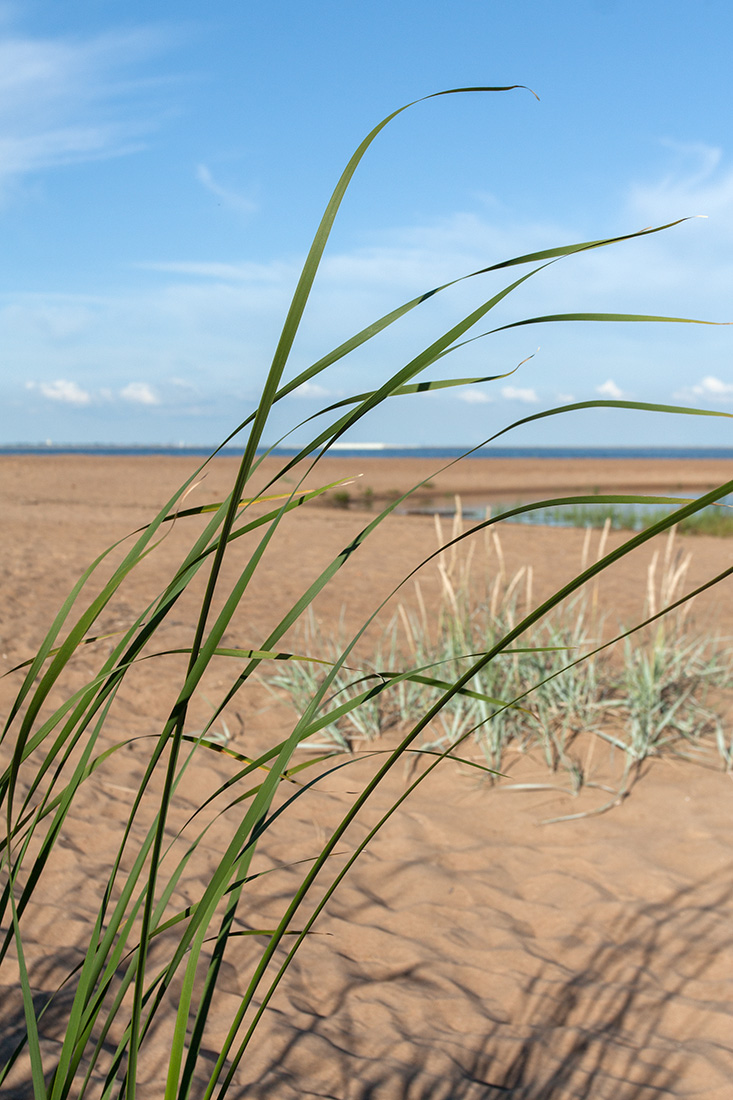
525 564 534 618
459 536 476 597
398 602 418 659
647 550 659 619
503 565 527 620
663 524 676 576
489 573 503 621
413 579 429 638
451 494 463 541
660 528 676 606
596 517 612 563
491 529 506 584
482 506 493 568
662 550 692 607
433 512 445 552
581 525 592 572
590 517 612 619
437 561 459 619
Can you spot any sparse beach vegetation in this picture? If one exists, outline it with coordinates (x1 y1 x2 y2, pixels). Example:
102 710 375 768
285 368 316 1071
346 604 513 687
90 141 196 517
491 497 733 535
267 515 732 821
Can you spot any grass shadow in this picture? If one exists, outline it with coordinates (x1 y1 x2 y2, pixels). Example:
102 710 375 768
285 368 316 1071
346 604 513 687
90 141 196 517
242 866 733 1098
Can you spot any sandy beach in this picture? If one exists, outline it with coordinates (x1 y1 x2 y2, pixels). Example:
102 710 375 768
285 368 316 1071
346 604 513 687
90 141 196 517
1 453 732 1098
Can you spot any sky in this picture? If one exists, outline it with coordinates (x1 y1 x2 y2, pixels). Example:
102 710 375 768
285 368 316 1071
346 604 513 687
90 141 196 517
1 0 732 449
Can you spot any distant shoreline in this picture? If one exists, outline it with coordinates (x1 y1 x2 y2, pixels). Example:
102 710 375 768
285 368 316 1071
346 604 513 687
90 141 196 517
4 452 731 516
3 444 733 460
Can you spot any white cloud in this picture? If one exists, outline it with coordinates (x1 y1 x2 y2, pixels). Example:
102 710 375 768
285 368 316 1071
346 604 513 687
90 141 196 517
120 381 159 405
692 374 733 397
290 381 337 399
596 379 625 399
196 164 258 218
457 388 493 404
26 378 91 405
501 385 539 403
675 374 733 403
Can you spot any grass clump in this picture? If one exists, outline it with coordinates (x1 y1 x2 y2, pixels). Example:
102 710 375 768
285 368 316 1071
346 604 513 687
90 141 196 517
2 87 732 1097
269 514 731 815
676 506 733 536
330 488 352 508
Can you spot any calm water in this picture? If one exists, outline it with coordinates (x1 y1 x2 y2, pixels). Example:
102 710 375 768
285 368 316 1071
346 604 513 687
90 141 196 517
3 444 733 460
407 497 733 529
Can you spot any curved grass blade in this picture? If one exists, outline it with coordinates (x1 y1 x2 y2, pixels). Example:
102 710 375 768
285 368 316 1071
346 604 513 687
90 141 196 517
202 473 733 1094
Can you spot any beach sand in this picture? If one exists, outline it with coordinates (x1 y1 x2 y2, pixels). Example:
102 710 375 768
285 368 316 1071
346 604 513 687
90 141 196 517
1 454 732 1098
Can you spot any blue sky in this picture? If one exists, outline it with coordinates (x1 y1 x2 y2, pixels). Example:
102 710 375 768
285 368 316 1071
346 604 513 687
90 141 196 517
2 0 732 448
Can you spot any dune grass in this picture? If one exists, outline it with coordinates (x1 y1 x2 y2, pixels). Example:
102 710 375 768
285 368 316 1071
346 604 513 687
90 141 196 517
267 515 731 815
1 87 732 1098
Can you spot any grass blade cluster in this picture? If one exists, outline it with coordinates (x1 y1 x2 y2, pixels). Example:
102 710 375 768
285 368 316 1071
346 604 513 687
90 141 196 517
1 88 731 1098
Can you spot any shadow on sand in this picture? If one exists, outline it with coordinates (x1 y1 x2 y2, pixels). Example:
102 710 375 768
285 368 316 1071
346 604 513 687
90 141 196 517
245 868 733 1099
3 868 731 1098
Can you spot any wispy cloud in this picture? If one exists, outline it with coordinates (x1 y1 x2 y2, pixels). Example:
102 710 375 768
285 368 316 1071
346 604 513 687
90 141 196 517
0 23 173 197
137 259 292 282
196 164 258 218
629 140 733 224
